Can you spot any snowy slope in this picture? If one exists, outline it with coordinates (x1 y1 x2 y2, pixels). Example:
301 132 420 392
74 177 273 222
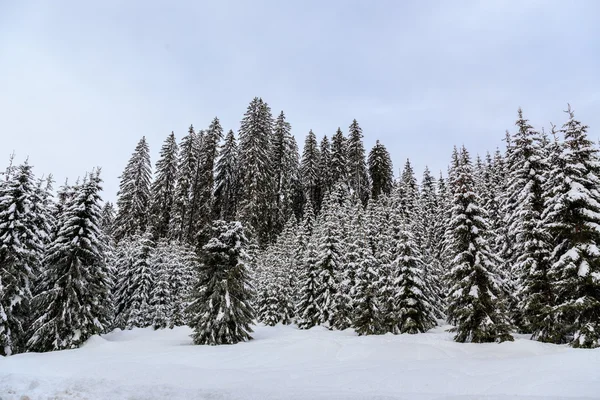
1 324 599 400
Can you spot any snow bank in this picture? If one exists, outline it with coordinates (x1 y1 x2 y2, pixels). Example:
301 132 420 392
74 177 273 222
1 324 599 399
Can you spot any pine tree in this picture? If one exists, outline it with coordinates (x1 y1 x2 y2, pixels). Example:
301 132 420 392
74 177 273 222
313 195 343 327
115 232 155 329
397 159 418 221
213 129 240 221
170 242 196 328
28 171 112 352
149 132 179 241
193 117 224 248
271 112 301 233
351 207 382 335
238 98 275 245
99 202 116 239
505 109 553 336
319 135 333 199
415 167 445 318
149 240 174 329
543 107 600 348
393 226 438 334
346 120 370 204
296 238 321 329
331 128 348 186
114 137 152 241
171 126 199 241
446 147 513 343
183 129 206 244
0 162 45 355
301 130 321 212
368 140 393 200
187 220 254 345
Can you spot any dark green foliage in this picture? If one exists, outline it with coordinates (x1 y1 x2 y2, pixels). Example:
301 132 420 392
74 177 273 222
187 221 254 345
0 163 46 355
114 137 152 241
368 140 393 200
28 171 111 352
446 148 513 343
149 132 179 241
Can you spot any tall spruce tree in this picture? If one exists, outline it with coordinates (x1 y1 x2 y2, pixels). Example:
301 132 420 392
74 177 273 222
271 112 301 233
187 220 254 345
296 238 321 329
238 98 275 245
319 135 333 199
149 240 174 329
170 126 199 241
0 162 45 355
313 195 343 327
149 132 179 241
543 107 600 348
368 140 393 200
505 109 553 336
301 130 321 212
114 232 155 329
28 171 112 352
194 117 223 248
99 202 116 239
446 147 513 343
114 137 152 241
397 159 418 221
213 129 240 221
346 120 370 204
330 128 348 186
351 206 383 335
392 225 438 334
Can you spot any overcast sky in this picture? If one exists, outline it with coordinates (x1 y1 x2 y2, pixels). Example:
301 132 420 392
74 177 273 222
1 0 599 202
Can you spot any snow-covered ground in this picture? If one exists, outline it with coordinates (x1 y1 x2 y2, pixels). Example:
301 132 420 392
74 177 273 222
1 324 599 400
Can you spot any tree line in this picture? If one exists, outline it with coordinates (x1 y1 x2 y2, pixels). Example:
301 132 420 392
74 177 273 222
1 99 599 355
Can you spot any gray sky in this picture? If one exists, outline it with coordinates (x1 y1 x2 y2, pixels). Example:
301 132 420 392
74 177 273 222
1 0 599 202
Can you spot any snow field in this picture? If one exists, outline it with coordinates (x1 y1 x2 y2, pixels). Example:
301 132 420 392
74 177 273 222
1 324 599 400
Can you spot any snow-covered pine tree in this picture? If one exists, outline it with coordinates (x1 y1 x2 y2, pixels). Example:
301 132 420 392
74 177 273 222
0 162 45 355
27 170 112 352
194 117 223 248
296 238 321 329
115 232 155 329
114 137 152 241
392 225 438 334
397 159 419 222
170 126 199 241
271 111 301 233
149 240 174 329
99 202 116 239
346 120 370 205
313 194 343 328
187 220 254 345
351 206 383 335
301 130 321 212
332 201 359 331
368 140 393 200
213 129 240 221
414 167 445 318
255 246 282 326
446 147 513 343
31 174 54 247
330 127 348 186
238 98 275 246
149 132 179 241
169 242 196 328
504 109 553 336
543 107 600 348
319 135 333 200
